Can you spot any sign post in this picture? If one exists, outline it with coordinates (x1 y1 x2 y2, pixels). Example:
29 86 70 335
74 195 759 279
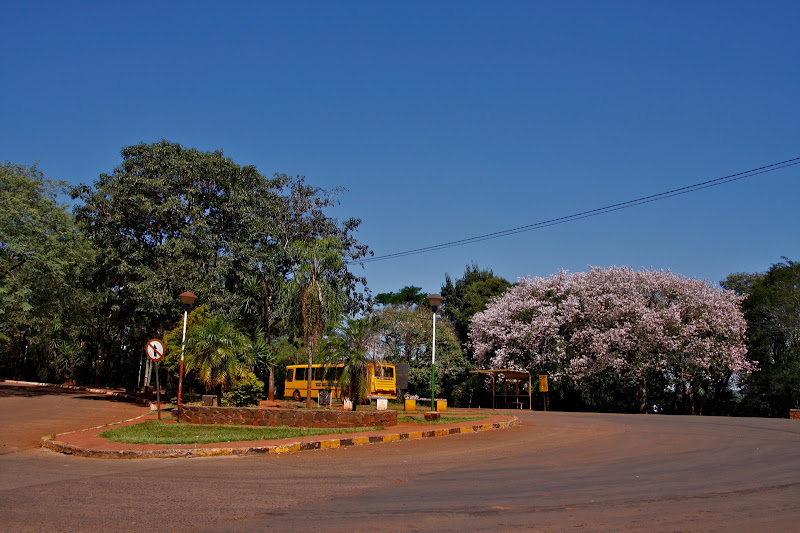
538 375 548 412
146 339 165 420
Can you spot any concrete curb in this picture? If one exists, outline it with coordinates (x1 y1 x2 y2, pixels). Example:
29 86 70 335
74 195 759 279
41 417 521 459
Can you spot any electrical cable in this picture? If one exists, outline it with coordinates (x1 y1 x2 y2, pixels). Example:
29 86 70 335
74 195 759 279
348 157 800 265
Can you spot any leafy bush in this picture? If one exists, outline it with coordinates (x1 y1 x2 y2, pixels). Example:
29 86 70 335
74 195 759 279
221 372 264 407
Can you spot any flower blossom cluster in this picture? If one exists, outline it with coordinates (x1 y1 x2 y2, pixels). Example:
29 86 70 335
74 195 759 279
469 266 751 383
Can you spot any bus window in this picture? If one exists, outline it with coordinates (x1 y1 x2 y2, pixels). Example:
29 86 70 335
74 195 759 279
286 368 294 381
295 367 307 381
375 366 394 379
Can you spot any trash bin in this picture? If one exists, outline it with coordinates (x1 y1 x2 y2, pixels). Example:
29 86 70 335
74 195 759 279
435 399 447 411
376 398 388 411
202 395 217 406
404 398 416 411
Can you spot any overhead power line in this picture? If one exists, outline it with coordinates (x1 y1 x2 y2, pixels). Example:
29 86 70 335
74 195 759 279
349 157 800 265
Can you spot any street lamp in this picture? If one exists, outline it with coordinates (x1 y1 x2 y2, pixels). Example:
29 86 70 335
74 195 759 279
177 291 197 415
426 293 444 412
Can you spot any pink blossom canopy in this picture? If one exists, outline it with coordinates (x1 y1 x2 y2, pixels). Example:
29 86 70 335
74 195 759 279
469 267 751 383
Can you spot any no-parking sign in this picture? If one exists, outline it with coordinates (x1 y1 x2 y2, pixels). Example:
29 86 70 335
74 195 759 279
145 339 165 362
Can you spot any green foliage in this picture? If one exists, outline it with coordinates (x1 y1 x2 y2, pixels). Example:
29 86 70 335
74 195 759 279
722 258 800 417
375 286 427 306
441 264 511 349
99 419 376 445
163 305 210 374
321 316 376 409
282 237 348 406
164 308 254 395
68 141 369 390
184 315 254 394
51 339 86 384
375 305 473 406
0 162 95 382
221 371 264 407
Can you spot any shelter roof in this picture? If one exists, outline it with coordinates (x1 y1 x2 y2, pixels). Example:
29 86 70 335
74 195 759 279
470 369 531 380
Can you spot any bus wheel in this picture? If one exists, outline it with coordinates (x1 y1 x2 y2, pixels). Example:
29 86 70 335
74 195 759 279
293 390 301 402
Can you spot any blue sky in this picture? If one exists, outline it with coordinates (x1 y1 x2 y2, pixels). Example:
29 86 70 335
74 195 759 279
2 1 798 298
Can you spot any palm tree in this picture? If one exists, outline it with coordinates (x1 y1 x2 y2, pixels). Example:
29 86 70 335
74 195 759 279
321 316 377 411
282 237 347 407
185 315 254 396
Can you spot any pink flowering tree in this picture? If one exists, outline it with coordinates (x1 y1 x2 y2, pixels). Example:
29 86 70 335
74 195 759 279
470 267 751 413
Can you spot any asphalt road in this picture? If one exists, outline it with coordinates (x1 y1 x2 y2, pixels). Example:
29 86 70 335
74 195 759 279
2 383 799 531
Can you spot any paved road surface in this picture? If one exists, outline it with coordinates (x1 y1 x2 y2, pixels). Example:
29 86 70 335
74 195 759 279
2 382 799 531
0 382 149 455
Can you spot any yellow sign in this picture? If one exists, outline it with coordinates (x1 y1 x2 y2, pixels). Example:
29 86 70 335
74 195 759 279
538 375 548 392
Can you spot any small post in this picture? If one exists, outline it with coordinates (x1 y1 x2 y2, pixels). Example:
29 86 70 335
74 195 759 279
145 339 166 421
155 361 161 420
539 375 548 412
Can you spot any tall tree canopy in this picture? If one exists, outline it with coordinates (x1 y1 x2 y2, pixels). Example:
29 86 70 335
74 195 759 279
375 286 427 306
722 259 800 417
0 162 94 381
441 264 511 349
471 267 750 413
72 141 369 389
281 236 348 406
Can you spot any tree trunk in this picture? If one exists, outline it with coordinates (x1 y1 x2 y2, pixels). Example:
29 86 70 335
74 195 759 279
268 366 275 401
635 377 648 413
306 345 313 408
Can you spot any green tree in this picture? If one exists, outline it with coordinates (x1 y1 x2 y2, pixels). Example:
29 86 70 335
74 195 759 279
184 315 254 396
0 162 94 382
321 316 377 410
441 264 511 350
282 237 348 407
375 286 427 306
375 305 473 405
722 259 800 417
73 141 370 389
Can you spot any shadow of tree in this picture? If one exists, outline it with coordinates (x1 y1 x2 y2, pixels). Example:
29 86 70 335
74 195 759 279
0 383 133 403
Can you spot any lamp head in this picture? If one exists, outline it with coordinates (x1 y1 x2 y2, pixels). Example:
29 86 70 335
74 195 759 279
426 293 444 313
179 291 198 309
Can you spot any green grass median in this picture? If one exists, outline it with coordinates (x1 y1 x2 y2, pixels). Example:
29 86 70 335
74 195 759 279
99 420 381 445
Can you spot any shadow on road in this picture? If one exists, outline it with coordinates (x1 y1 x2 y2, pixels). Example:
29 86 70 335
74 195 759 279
0 383 135 403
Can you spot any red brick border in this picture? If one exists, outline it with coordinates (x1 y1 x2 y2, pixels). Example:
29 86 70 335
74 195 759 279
178 405 397 428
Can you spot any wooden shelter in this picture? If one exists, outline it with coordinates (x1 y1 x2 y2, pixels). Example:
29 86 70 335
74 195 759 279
471 369 532 410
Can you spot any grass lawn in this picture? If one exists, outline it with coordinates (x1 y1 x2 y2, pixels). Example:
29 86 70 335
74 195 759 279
397 415 487 425
99 420 381 445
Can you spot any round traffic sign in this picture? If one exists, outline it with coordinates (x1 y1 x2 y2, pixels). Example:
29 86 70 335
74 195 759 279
146 339 165 362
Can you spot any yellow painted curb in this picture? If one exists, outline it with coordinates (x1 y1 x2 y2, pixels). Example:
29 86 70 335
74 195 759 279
42 416 520 459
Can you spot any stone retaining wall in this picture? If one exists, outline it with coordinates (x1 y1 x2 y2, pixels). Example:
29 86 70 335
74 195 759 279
178 405 397 428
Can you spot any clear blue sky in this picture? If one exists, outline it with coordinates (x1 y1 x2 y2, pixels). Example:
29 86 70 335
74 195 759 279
3 1 798 297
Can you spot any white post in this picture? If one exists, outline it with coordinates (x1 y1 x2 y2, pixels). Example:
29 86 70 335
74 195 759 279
431 310 436 412
177 308 188 410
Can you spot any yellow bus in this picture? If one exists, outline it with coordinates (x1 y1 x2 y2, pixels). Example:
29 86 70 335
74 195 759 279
284 363 397 402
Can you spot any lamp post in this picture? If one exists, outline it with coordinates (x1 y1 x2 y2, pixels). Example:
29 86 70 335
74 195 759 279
177 291 197 415
426 294 444 412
